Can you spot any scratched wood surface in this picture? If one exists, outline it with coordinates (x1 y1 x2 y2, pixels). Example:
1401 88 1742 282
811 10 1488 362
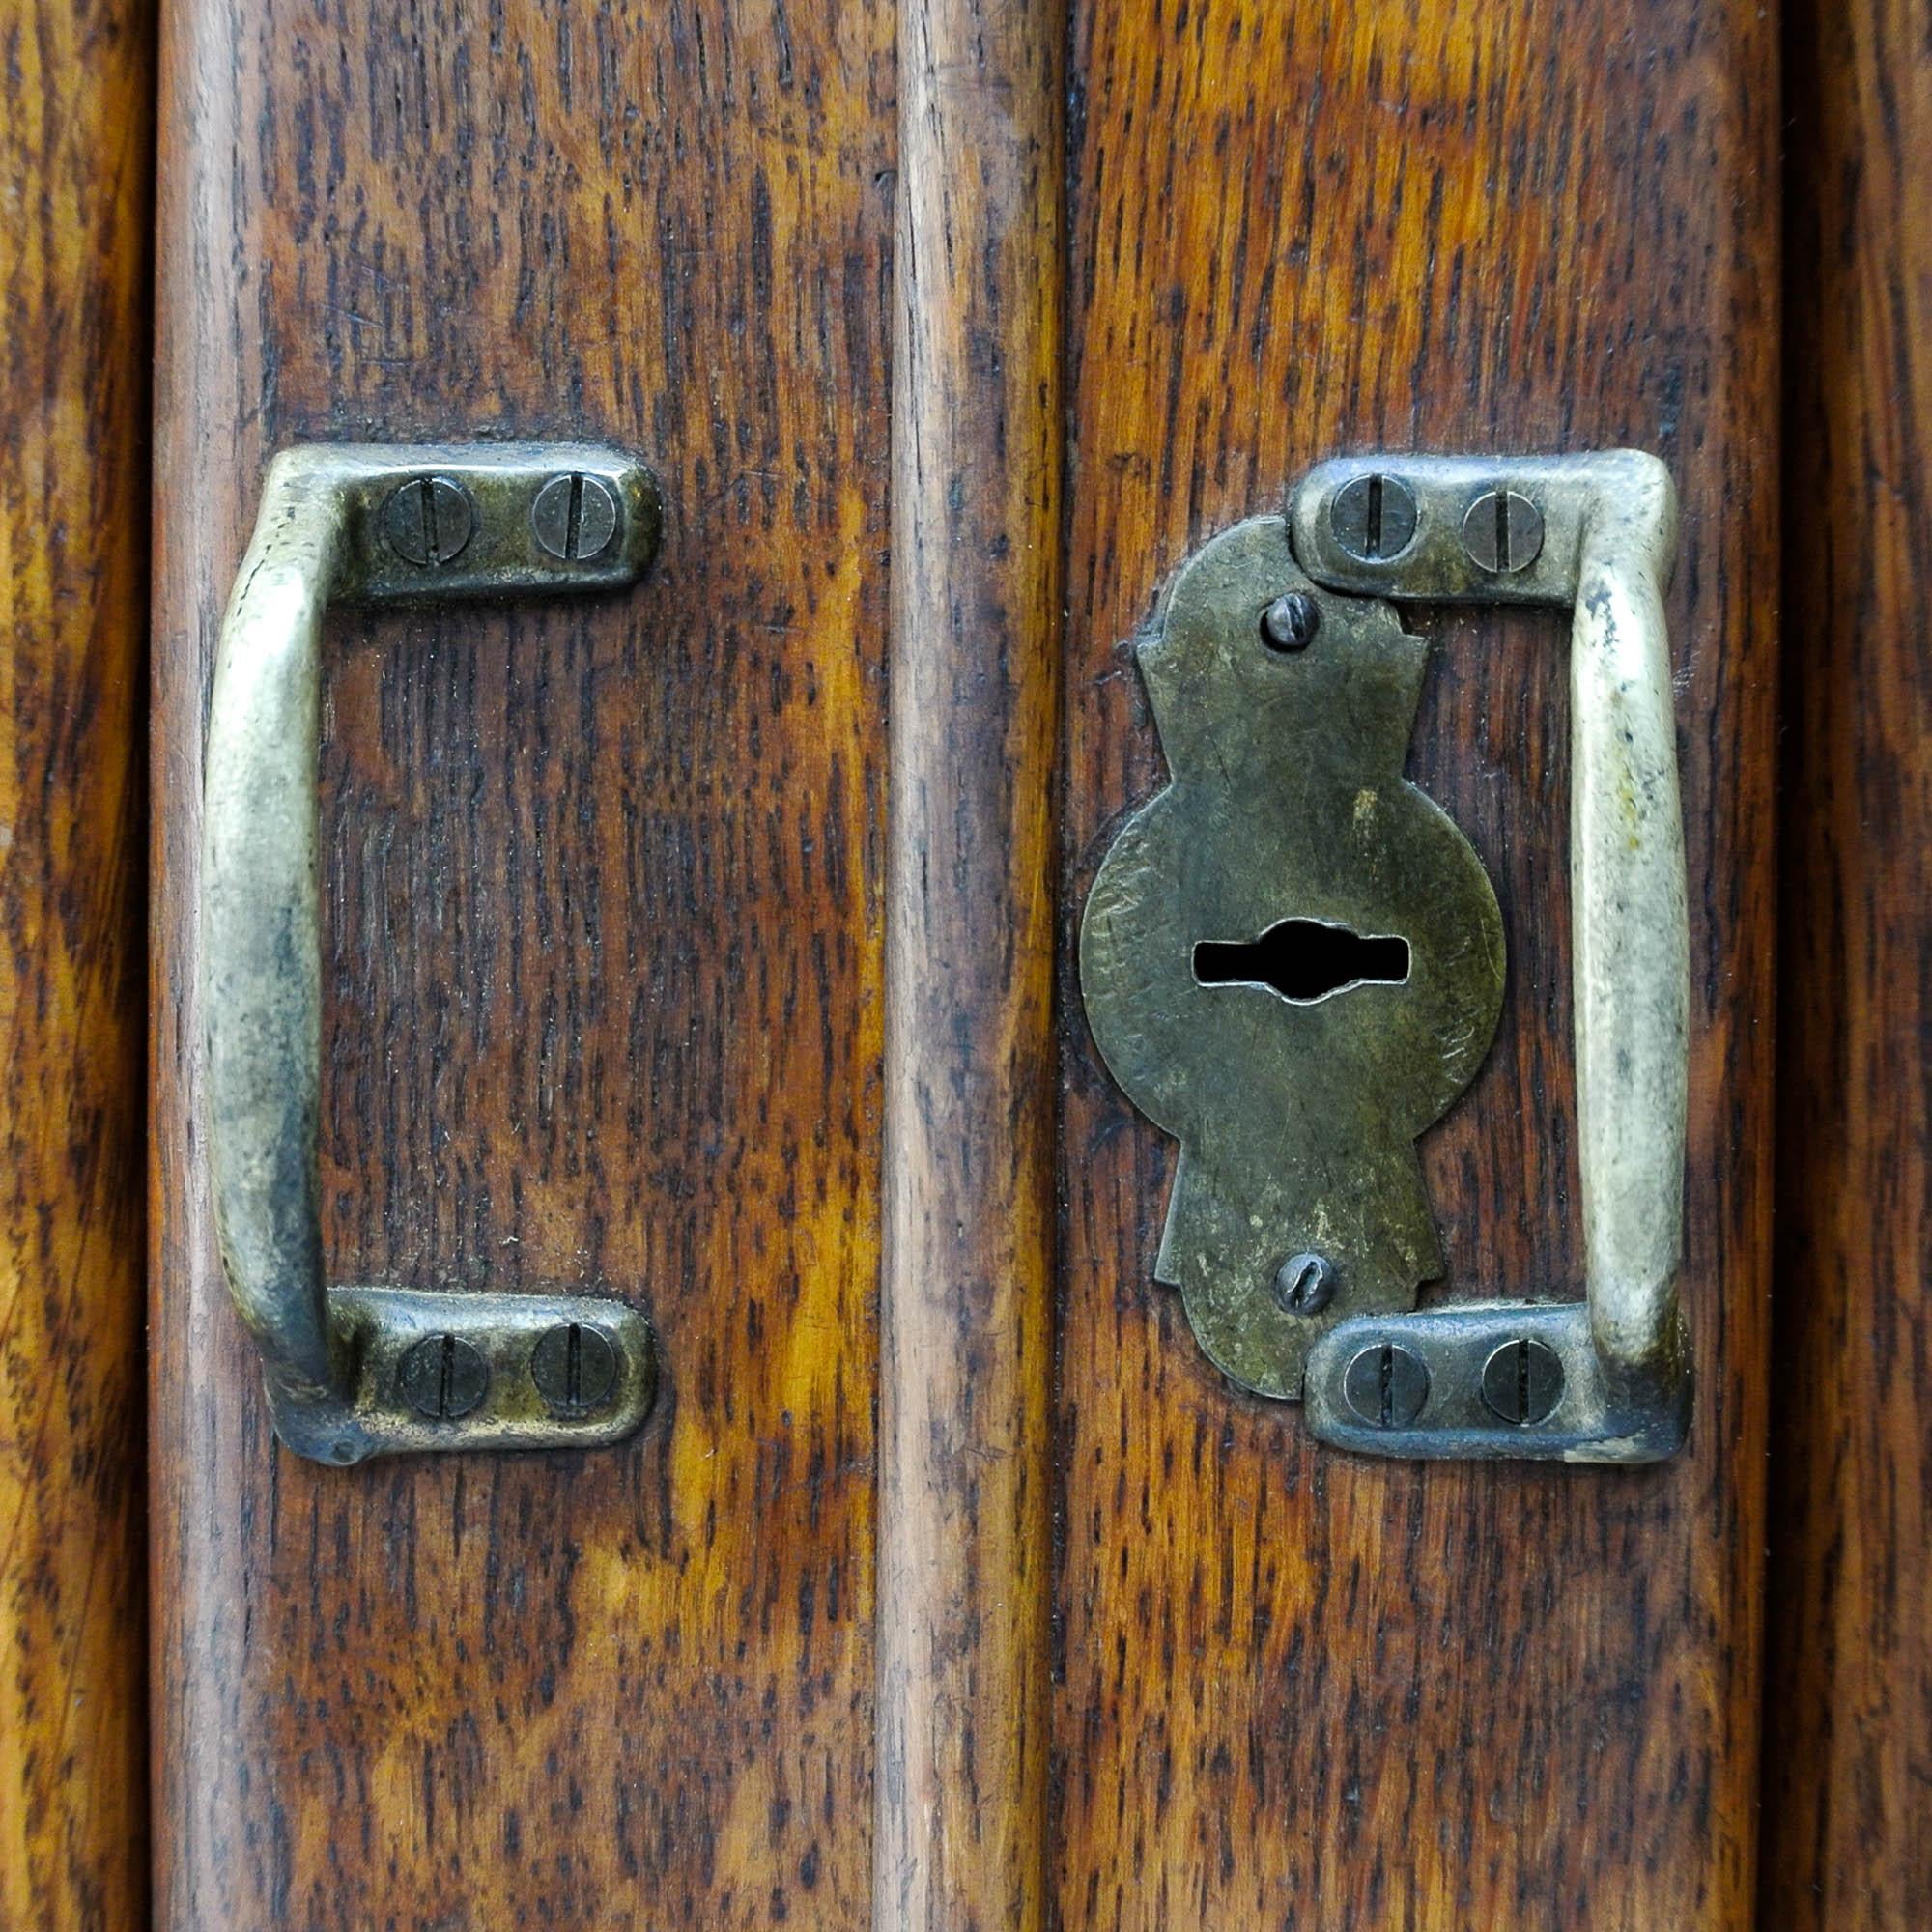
150 0 893 1922
1052 5 1778 1927
0 0 153 1918
873 1 1063 1929
1761 2 1932 1924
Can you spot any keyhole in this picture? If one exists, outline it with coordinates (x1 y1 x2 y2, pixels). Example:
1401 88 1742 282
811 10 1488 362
1193 917 1410 1005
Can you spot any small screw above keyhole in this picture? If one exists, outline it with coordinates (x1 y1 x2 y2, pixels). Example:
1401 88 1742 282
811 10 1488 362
1273 1251 1337 1315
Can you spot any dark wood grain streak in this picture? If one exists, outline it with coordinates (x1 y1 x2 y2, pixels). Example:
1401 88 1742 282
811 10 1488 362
0 0 152 1918
151 0 893 1923
874 1 1065 1927
1761 3 1932 1923
1052 4 1778 1926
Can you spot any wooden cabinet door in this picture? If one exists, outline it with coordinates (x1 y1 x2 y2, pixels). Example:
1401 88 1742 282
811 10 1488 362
876 8 1778 1928
1041 8 1776 1925
151 2 893 1924
125 2 1920 1930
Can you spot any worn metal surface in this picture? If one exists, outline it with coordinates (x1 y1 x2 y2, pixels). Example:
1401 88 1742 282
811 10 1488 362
1291 451 1690 1461
308 1291 654 1462
1306 1300 1690 1463
1078 516 1506 1399
202 442 663 1463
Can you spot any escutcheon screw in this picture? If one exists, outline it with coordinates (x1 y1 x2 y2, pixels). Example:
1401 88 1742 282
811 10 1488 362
1261 592 1322 652
1273 1251 1338 1314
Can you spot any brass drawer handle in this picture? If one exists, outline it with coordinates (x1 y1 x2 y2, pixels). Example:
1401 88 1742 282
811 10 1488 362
1291 452 1690 1461
202 443 663 1464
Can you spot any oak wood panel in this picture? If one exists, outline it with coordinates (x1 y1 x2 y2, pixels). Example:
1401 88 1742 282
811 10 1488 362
874 2 1064 1927
0 0 153 1918
1761 2 1932 1922
1053 5 1777 1926
150 0 893 1923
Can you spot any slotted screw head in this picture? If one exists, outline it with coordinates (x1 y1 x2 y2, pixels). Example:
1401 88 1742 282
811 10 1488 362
1328 473 1418 562
531 473 620 562
1342 1342 1430 1429
1461 488 1545 574
399 1333 490 1420
1261 591 1321 653
1480 1336 1565 1426
530 1321 619 1415
1273 1251 1338 1315
382 476 475 567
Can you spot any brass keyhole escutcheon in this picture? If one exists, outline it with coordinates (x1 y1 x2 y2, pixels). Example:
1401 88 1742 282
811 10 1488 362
1078 517 1505 1400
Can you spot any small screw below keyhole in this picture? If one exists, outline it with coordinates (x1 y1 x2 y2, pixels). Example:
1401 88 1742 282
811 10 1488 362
1261 592 1321 652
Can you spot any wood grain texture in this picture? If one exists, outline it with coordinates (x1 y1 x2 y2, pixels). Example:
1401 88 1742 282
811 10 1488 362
1052 5 1777 1927
0 0 153 1918
1761 2 1932 1923
150 0 892 1923
874 1 1064 1927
